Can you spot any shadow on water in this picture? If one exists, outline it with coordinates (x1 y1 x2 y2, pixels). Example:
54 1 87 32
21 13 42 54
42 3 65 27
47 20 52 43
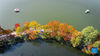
0 37 24 54
0 42 23 54
28 39 88 56
0 39 88 56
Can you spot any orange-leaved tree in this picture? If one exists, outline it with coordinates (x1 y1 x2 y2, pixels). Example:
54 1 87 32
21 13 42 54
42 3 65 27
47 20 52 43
23 22 29 31
48 21 60 38
29 30 36 40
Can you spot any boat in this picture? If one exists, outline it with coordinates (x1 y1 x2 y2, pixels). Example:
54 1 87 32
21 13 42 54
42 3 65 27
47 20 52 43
85 9 90 14
14 8 20 12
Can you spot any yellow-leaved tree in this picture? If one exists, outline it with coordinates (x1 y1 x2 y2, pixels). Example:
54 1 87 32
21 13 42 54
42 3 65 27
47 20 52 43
28 21 39 30
16 26 22 36
70 30 82 47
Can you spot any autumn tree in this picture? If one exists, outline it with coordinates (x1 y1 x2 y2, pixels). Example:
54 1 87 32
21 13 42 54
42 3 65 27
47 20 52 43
23 22 29 30
58 23 67 37
67 25 75 34
28 21 40 30
16 26 22 36
47 21 60 38
15 23 20 29
70 30 82 47
29 31 36 40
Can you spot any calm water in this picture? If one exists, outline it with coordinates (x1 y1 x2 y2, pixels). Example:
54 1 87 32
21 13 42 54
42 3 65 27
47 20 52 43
0 40 87 56
0 0 99 56
0 0 100 31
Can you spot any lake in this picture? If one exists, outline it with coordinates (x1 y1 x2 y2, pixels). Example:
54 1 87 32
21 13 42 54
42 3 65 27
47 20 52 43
0 0 99 56
0 0 100 31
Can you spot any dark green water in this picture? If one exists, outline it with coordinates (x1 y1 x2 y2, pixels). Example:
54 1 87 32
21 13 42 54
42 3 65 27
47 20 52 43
0 0 100 31
0 40 87 56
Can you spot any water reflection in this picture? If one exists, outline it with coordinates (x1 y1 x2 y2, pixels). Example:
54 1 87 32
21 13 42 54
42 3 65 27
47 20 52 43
0 39 88 56
31 39 65 48
28 39 88 56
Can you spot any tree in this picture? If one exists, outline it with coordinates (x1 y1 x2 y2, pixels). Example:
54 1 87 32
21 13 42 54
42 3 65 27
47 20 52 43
81 26 98 45
58 23 67 37
28 21 40 30
67 25 75 34
29 31 36 40
52 21 60 32
70 30 82 47
16 26 22 36
47 21 60 38
47 21 59 32
15 23 20 29
23 22 29 30
64 34 72 41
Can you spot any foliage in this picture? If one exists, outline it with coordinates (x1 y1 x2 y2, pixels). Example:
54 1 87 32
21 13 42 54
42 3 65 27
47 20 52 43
28 21 40 29
15 23 20 29
22 21 76 41
81 26 98 45
39 34 46 39
64 34 72 41
48 21 59 31
1 20 100 55
67 25 75 34
70 30 82 47
23 22 29 30
13 20 100 55
47 21 59 38
93 41 100 49
55 36 62 41
16 26 22 36
29 31 36 40
58 23 67 37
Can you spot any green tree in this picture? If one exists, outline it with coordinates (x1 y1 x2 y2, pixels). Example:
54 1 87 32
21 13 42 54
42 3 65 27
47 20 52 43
81 26 98 45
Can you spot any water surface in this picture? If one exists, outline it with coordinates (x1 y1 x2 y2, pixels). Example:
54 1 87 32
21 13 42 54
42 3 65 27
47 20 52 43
0 40 87 56
0 0 100 31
